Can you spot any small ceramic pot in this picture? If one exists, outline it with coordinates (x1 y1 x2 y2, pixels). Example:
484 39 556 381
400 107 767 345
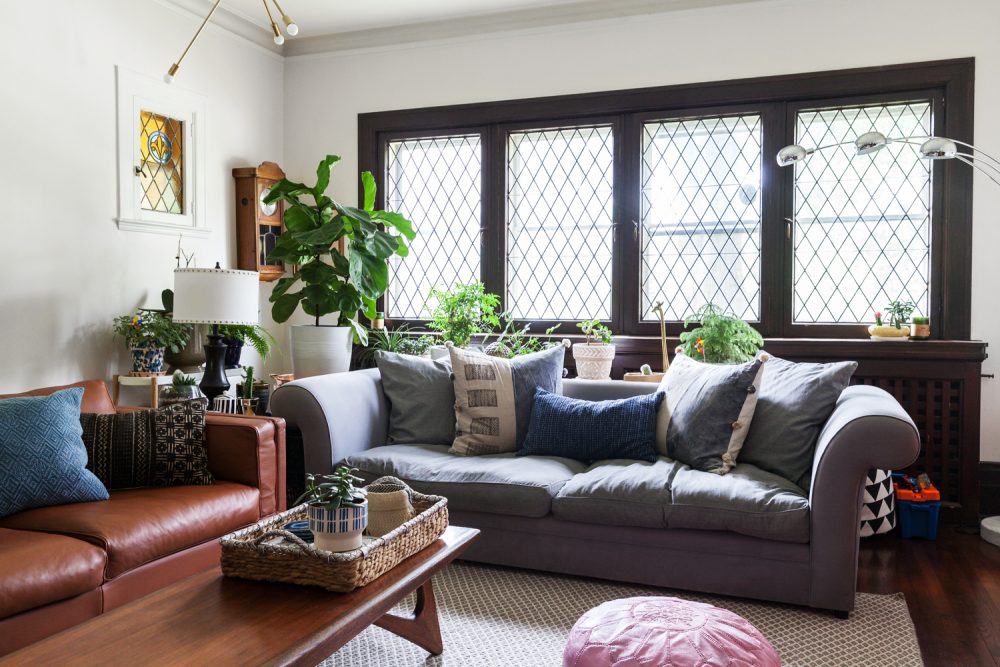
131 343 166 373
307 501 368 552
572 343 616 380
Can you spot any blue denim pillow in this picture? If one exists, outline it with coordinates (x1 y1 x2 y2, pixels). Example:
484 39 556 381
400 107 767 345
518 388 664 462
0 388 109 518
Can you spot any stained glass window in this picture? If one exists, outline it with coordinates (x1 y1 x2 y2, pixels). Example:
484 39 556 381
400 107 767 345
139 110 184 214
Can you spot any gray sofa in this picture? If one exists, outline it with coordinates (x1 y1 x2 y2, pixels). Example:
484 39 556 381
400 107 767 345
271 369 919 615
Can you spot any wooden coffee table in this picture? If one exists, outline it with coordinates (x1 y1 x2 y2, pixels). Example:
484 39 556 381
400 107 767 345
5 526 479 666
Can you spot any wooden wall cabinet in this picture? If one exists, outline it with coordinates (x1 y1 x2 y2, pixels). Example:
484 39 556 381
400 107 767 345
233 161 286 282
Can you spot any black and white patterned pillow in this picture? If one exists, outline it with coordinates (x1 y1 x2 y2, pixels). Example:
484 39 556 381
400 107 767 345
151 399 213 486
81 410 154 490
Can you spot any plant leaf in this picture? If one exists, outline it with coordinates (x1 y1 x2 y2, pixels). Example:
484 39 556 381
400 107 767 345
271 292 302 323
293 217 345 246
264 179 311 204
369 230 401 259
347 318 368 346
284 204 319 233
313 154 341 198
270 276 298 300
349 247 388 299
372 210 416 240
361 171 376 212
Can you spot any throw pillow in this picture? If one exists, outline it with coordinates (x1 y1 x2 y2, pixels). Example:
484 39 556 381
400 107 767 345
739 355 858 489
375 350 455 445
0 388 109 518
518 388 664 462
656 354 766 474
448 341 568 456
151 399 214 486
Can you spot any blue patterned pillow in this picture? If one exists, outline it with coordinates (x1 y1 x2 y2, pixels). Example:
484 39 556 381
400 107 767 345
0 388 109 518
518 388 664 462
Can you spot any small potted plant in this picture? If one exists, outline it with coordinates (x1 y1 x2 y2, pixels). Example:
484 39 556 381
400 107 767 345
218 324 279 369
294 467 369 553
237 366 268 415
113 310 190 374
868 300 914 341
159 370 201 405
678 303 763 363
573 319 615 380
426 281 501 357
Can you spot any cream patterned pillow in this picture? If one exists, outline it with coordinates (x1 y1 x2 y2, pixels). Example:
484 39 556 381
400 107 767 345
447 341 569 456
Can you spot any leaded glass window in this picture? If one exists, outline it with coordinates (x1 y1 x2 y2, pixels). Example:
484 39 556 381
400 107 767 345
793 102 932 323
640 115 762 322
139 110 184 214
506 125 614 320
384 135 482 319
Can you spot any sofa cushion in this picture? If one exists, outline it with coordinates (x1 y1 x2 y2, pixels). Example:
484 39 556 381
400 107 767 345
0 527 107 618
0 379 116 415
375 351 456 446
667 464 810 543
346 444 586 518
0 482 260 579
552 458 684 528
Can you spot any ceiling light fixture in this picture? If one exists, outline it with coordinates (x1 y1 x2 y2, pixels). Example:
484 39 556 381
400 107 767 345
164 0 299 84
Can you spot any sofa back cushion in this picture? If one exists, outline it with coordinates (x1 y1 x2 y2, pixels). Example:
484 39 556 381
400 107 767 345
0 379 116 415
0 388 109 518
375 351 455 446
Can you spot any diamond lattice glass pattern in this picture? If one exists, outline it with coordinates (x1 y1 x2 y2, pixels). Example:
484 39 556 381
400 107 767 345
794 102 932 323
139 110 184 214
507 126 614 320
640 115 762 322
385 135 482 319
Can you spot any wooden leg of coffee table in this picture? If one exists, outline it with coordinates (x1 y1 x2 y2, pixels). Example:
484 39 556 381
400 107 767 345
374 579 443 656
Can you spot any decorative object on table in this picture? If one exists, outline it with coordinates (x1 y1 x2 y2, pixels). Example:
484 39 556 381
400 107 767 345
893 472 941 540
482 317 560 359
237 366 271 415
563 596 781 667
263 155 416 378
654 354 766 474
220 481 448 592
623 363 665 383
237 366 261 415
172 264 260 404
860 469 896 537
218 324 278 368
295 467 370 553
365 476 417 538
371 311 385 330
375 351 456 446
281 520 314 543
652 300 670 372
427 281 501 350
447 341 569 456
270 373 295 388
0 389 109 519
868 300 914 341
211 396 241 414
572 319 615 380
233 161 288 282
910 316 931 340
113 310 190 374
678 303 763 364
159 370 202 406
164 1 299 83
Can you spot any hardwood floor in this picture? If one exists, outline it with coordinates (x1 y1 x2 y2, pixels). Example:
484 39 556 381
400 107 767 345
858 525 1000 666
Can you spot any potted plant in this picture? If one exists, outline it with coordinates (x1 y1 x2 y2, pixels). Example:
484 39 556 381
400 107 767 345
113 310 190 374
263 155 416 377
482 318 560 359
426 281 501 358
678 303 763 363
237 366 268 415
218 324 279 368
573 319 615 380
294 466 369 553
358 326 437 367
159 370 202 405
868 300 914 341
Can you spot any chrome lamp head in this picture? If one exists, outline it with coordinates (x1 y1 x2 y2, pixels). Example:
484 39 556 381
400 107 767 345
854 131 889 156
919 137 959 160
776 144 810 167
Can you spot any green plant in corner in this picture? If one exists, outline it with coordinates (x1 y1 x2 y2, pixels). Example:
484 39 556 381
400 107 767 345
679 303 763 364
217 324 279 360
262 155 416 346
577 319 613 345
294 466 367 509
885 300 916 330
426 281 501 348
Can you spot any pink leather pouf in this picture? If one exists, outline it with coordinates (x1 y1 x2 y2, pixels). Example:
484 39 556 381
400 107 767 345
563 596 781 667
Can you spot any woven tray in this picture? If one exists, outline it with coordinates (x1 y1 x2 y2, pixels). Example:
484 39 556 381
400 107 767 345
220 485 448 593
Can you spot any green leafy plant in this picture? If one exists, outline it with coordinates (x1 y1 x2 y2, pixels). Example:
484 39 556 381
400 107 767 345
171 371 197 388
577 319 613 345
885 300 916 329
640 363 653 376
294 466 367 509
360 326 437 362
218 324 279 360
427 281 501 348
113 310 190 353
241 366 256 400
679 303 763 364
483 319 560 358
396 334 437 357
262 155 416 345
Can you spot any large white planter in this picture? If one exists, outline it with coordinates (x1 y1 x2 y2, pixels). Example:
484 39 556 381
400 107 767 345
573 343 616 380
290 325 353 378
307 501 368 552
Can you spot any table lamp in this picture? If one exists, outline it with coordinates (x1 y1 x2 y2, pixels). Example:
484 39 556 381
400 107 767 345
172 264 260 403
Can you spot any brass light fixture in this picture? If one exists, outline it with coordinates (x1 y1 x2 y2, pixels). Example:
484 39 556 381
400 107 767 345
164 0 299 83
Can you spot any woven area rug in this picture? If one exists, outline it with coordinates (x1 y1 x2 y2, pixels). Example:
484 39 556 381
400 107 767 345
321 562 922 666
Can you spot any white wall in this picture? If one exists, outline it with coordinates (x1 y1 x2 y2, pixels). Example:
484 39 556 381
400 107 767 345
0 0 287 393
282 0 1000 460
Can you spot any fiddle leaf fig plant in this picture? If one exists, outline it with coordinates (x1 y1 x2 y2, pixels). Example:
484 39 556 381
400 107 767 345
263 155 416 346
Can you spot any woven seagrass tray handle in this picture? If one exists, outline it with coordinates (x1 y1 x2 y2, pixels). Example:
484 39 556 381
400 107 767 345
250 529 311 552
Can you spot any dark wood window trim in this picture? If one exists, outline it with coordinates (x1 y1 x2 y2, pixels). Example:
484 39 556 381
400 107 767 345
359 58 974 340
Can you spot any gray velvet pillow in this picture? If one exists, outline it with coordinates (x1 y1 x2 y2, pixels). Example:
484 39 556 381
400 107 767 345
375 351 455 446
739 355 857 489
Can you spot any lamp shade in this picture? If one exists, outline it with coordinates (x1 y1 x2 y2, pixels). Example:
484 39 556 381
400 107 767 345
172 267 260 325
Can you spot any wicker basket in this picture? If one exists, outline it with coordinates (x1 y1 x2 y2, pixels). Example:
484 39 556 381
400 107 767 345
220 483 448 593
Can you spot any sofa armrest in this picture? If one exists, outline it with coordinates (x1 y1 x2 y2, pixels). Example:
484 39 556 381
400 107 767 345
205 414 287 518
269 369 388 477
807 385 919 611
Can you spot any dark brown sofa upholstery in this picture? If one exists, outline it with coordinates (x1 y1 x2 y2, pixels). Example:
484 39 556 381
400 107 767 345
0 380 286 655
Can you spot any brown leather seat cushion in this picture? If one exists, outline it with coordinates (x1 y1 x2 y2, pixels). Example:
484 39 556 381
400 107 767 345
0 527 106 618
0 379 116 414
0 482 260 579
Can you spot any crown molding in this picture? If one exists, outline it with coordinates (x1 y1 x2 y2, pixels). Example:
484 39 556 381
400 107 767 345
154 0 283 56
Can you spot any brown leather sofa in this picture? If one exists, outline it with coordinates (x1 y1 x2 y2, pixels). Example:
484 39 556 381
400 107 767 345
0 380 286 655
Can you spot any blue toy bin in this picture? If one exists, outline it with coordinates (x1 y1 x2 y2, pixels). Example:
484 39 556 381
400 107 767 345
896 500 941 540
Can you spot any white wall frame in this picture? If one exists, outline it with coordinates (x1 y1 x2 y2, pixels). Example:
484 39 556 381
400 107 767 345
115 66 208 237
